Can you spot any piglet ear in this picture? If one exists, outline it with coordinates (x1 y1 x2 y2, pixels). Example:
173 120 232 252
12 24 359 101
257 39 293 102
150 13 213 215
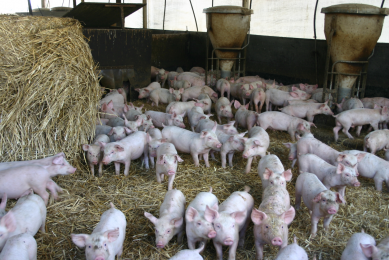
254 140 261 146
200 131 208 138
336 163 345 174
98 142 106 150
144 212 158 225
336 154 346 162
299 84 306 90
52 155 64 165
356 153 366 162
156 155 165 165
231 211 246 225
312 192 322 203
251 209 267 225
108 128 115 136
204 205 219 222
175 155 184 162
170 217 183 228
180 88 185 94
104 227 120 242
283 143 291 148
114 145 124 152
282 169 293 181
71 234 89 248
107 100 114 109
101 103 107 112
263 168 273 180
360 243 378 258
244 103 250 110
0 211 16 233
82 144 89 151
234 100 241 109
0 193 7 210
290 92 299 98
211 203 218 211
283 206 295 225
186 207 198 222
335 192 346 204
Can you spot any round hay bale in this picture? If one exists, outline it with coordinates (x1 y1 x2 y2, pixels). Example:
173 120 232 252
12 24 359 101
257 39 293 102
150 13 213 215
0 15 100 162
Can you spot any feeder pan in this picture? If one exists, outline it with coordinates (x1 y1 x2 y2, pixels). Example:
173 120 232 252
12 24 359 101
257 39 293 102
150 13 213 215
321 4 389 103
203 6 253 78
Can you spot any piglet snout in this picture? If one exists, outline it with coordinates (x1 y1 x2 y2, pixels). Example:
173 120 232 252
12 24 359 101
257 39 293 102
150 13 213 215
71 167 77 173
271 237 283 246
224 238 234 246
354 182 360 187
242 154 248 159
94 257 105 260
156 242 164 248
208 231 216 238
168 170 175 175
216 143 222 149
328 208 337 214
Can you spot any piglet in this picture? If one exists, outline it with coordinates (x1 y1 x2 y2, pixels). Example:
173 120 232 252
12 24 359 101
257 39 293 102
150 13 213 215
336 97 364 113
166 101 199 116
171 78 192 90
213 131 246 168
185 188 218 250
145 110 185 128
83 134 110 177
298 153 360 199
162 124 221 167
107 115 141 133
155 143 183 190
100 131 150 176
212 186 254 260
360 236 389 260
274 236 308 260
295 172 345 237
190 67 205 74
169 243 204 260
196 93 212 114
188 106 213 132
341 229 376 260
0 194 46 250
177 72 205 87
258 155 292 190
283 142 297 168
182 86 218 103
0 232 37 260
100 91 124 106
215 97 234 124
71 203 126 260
344 150 389 191
250 87 266 113
280 101 334 122
147 128 163 168
251 186 295 260
257 111 315 141
364 129 389 154
195 119 238 135
234 101 259 131
135 114 154 132
149 88 184 106
95 125 129 142
135 82 161 99
265 87 311 111
242 126 270 174
216 78 231 100
144 189 185 248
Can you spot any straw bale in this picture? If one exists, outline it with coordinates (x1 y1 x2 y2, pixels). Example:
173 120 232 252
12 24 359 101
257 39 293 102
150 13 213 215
0 15 100 163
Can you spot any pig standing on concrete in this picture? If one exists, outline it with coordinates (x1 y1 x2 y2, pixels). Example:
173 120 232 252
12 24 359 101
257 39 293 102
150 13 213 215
258 155 292 190
257 111 315 141
341 230 376 260
149 88 184 106
344 150 389 191
359 236 389 260
185 188 218 250
296 133 365 168
215 97 234 124
336 97 364 113
188 106 213 132
251 185 295 260
213 132 246 168
298 153 360 199
0 194 46 250
364 129 389 154
156 143 184 190
274 236 308 260
135 82 161 99
265 87 311 111
162 124 221 167
0 232 37 260
234 101 259 131
100 131 150 175
195 119 239 135
242 126 270 174
83 134 110 177
182 86 218 103
216 78 231 100
144 189 185 248
280 101 334 122
333 106 389 141
283 142 298 168
295 172 345 237
169 243 204 260
71 203 126 260
145 110 185 128
212 186 254 260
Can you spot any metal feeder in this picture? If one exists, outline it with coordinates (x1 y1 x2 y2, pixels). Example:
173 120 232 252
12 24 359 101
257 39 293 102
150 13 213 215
203 5 253 81
321 4 389 103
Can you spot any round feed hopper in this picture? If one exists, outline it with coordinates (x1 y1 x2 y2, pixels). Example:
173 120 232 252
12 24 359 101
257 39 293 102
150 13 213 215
203 6 253 78
321 4 388 102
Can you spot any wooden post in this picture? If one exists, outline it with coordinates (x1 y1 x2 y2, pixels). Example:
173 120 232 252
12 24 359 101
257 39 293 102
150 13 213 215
242 0 249 8
116 0 121 3
73 0 76 8
41 0 45 8
143 0 147 29
27 0 33 15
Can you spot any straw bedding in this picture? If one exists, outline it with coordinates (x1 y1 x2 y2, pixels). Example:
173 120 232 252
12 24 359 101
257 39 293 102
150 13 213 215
0 15 100 163
4 99 380 260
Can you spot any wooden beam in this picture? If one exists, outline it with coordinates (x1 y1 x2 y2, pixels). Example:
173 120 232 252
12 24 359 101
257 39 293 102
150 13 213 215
143 0 147 29
41 0 45 8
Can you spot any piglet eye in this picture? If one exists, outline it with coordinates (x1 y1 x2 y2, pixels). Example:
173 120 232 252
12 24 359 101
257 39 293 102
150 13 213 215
88 246 91 248
104 244 107 247
266 226 269 229
346 174 349 177
322 199 326 202
197 222 201 226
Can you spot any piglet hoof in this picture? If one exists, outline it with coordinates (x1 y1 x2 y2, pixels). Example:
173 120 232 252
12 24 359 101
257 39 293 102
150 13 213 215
309 233 316 239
